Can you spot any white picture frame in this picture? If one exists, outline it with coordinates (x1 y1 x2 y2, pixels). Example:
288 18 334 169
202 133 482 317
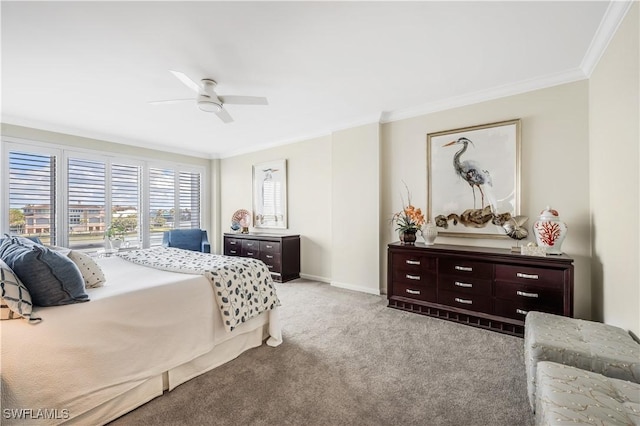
252 159 287 229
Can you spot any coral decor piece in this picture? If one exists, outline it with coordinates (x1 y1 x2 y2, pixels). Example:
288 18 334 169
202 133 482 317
533 206 567 255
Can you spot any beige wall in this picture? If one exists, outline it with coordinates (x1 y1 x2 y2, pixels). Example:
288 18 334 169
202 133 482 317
331 123 380 294
381 81 592 319
219 136 333 281
589 2 639 335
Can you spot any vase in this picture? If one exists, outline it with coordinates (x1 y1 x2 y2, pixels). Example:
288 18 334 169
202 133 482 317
532 206 567 255
423 221 438 245
401 230 417 245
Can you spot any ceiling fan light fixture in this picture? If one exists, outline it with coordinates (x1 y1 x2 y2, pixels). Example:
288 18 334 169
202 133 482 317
197 99 222 113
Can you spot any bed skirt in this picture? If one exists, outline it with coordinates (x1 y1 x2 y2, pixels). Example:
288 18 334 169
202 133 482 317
65 322 270 425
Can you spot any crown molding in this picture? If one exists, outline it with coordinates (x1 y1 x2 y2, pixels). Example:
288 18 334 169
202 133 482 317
380 68 587 124
581 0 634 77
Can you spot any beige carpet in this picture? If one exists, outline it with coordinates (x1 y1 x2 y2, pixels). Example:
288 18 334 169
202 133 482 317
110 280 534 425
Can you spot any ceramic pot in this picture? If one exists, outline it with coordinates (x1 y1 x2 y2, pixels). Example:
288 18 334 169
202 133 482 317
423 221 438 245
532 206 567 255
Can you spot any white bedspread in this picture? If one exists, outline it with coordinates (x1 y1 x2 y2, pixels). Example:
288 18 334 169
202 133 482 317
0 255 281 425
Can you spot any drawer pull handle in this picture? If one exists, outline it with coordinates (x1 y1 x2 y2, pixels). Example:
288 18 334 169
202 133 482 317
517 273 539 280
406 274 421 280
266 245 273 249
455 297 473 305
230 241 236 245
455 281 473 288
266 255 273 259
516 290 539 298
230 250 237 254
267 265 273 269
406 260 421 265
406 289 421 295
247 252 254 256
516 309 529 315
455 266 473 272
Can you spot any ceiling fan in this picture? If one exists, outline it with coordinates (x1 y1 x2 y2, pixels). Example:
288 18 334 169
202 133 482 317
150 70 268 123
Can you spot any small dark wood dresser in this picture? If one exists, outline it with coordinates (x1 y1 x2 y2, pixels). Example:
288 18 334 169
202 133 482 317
223 233 300 283
387 242 574 337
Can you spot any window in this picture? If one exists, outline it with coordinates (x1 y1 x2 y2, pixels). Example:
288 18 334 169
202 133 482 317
67 157 106 250
8 150 57 245
3 140 205 251
179 171 201 229
148 167 202 246
111 163 141 247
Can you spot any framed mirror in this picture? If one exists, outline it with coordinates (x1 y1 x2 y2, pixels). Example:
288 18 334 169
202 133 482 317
252 159 287 229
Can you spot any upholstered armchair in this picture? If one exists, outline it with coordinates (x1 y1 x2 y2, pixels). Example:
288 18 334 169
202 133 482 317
161 229 210 253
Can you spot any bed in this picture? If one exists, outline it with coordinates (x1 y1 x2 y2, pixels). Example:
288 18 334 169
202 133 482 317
1 247 282 425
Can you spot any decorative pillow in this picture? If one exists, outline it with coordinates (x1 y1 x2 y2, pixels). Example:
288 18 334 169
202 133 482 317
68 250 106 288
0 259 41 323
0 238 89 306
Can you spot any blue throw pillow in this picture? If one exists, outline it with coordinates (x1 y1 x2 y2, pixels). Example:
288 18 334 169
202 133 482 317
0 238 88 306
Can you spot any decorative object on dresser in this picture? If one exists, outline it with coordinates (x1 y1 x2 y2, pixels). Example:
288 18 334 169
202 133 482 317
387 243 574 337
422 221 438 245
532 206 567 255
501 215 529 251
253 159 287 229
392 184 425 245
231 209 251 233
224 233 300 282
427 119 521 238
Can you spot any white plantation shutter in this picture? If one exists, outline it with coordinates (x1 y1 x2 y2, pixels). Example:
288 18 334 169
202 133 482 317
111 163 141 246
149 167 202 245
149 167 175 246
67 158 106 249
179 171 200 229
8 151 58 245
3 141 204 250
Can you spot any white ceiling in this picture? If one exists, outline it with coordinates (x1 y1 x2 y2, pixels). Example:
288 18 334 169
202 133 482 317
1 1 623 159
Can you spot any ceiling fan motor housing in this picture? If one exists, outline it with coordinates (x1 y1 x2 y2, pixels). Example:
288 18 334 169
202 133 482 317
198 80 222 112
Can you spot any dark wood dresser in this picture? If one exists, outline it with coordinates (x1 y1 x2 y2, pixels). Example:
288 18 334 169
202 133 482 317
223 233 300 283
387 242 574 337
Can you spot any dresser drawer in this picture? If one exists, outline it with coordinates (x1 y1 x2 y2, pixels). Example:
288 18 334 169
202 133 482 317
261 252 282 272
494 298 564 320
393 269 436 288
224 239 242 256
260 241 280 254
438 290 492 313
393 282 437 302
242 240 259 250
495 281 563 310
439 275 492 296
439 258 492 279
495 265 564 288
392 253 436 273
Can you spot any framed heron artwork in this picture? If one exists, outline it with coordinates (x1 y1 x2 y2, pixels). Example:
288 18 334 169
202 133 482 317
427 119 521 238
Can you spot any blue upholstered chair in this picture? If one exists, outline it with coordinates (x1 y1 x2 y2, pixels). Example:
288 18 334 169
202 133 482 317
161 229 210 253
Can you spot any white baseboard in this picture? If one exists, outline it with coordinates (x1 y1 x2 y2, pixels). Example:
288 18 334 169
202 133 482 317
299 273 331 283
330 280 381 296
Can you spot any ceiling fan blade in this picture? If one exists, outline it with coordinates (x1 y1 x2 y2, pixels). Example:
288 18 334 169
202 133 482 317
149 98 193 105
169 70 201 93
219 95 268 105
214 107 234 123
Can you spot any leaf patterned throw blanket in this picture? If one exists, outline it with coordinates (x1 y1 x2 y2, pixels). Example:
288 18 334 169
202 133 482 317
117 247 280 331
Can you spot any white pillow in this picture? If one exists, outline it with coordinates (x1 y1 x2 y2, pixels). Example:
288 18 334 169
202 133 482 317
68 250 106 288
0 259 42 323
